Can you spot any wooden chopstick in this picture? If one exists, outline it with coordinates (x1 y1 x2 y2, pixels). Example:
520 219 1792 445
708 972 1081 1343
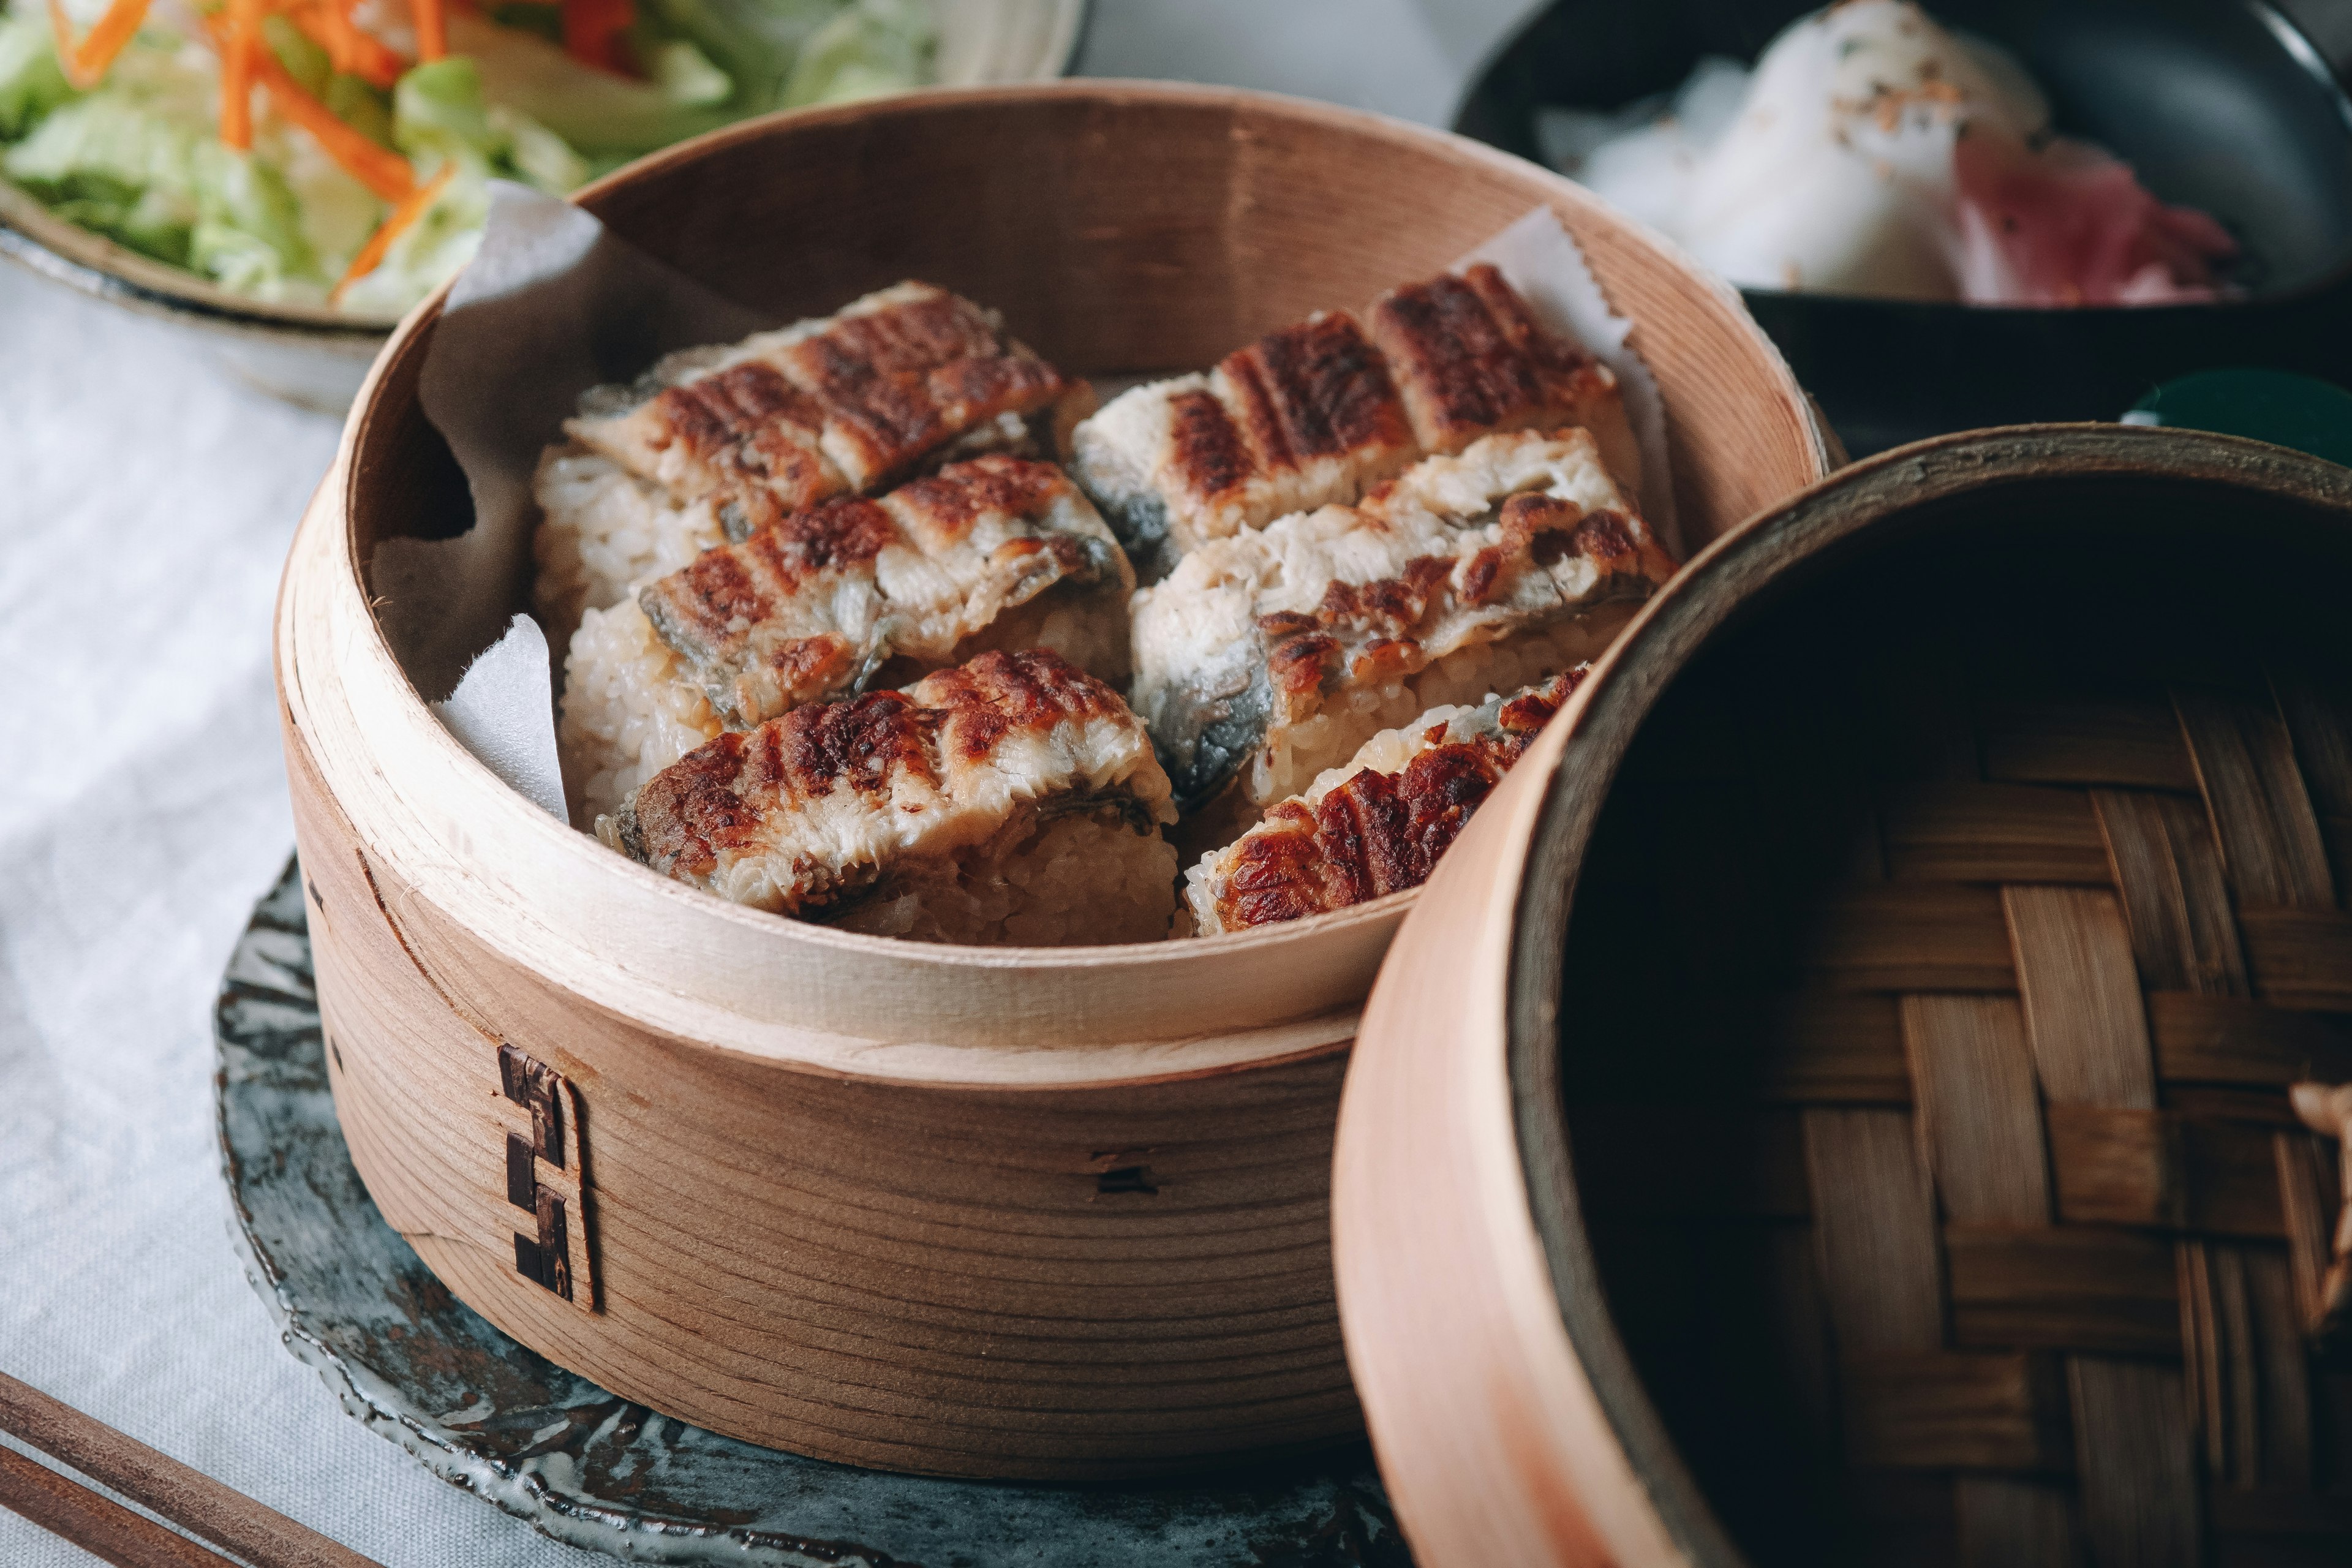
0 1371 382 1568
0 1442 234 1567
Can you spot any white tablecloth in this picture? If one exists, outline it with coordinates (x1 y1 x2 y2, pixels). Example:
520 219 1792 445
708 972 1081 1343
0 3 1531 1562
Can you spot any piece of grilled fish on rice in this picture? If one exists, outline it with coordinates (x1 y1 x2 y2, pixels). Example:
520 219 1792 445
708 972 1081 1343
565 282 1094 535
1068 311 1417 579
1070 265 1638 578
605 649 1180 946
1185 668 1586 934
1365 264 1639 486
1129 427 1675 819
556 458 1134 828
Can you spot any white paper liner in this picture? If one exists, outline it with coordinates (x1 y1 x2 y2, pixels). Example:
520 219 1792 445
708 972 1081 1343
1457 206 1679 555
383 189 1676 822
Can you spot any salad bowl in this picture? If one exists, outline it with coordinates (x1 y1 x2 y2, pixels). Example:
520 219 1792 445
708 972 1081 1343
0 0 1088 410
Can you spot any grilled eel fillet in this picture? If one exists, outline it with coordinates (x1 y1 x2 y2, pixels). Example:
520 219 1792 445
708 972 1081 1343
605 649 1176 918
568 282 1096 536
1070 264 1639 577
1129 427 1675 813
637 456 1133 729
1188 667 1587 933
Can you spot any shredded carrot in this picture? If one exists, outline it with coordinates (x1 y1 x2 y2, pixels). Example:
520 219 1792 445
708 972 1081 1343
257 49 415 200
215 0 263 150
45 0 153 89
331 162 451 304
560 0 633 74
290 0 404 89
412 0 445 62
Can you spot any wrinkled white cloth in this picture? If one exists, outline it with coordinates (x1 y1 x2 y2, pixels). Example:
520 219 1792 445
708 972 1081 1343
0 4 1525 1562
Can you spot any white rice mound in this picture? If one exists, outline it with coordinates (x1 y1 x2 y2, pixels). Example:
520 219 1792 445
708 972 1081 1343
1185 700 1475 935
558 600 721 829
1247 605 1635 809
832 810 1180 946
532 445 724 648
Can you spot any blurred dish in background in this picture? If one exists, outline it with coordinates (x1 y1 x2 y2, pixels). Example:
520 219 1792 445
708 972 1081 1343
1545 1 2236 307
1457 0 2352 454
0 0 1084 410
1 0 937 318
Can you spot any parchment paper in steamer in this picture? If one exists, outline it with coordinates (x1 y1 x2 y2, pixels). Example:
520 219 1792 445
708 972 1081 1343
1458 206 1680 556
369 183 767 815
390 192 1679 818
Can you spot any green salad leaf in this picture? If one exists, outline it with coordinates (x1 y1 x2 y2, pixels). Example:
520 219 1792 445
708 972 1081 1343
0 8 73 138
394 53 585 194
447 12 734 157
331 160 487 317
4 34 318 294
782 0 931 107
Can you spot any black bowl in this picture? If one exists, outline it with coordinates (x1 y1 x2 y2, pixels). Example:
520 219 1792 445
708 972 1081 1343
1458 0 2352 455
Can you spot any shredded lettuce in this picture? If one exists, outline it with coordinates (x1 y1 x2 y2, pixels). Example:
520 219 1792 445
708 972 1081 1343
262 13 332 97
4 36 319 295
0 8 72 138
331 160 485 317
394 54 584 194
782 0 930 108
445 12 733 158
633 0 836 111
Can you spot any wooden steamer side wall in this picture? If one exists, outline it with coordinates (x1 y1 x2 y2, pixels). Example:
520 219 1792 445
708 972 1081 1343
273 85 1834 1482
282 650 1360 1479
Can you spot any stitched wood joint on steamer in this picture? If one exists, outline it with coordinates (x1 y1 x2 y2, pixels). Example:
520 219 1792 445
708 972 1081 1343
492 1044 596 1311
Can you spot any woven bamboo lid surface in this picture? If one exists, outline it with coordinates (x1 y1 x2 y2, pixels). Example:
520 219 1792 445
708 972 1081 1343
1335 425 2352 1566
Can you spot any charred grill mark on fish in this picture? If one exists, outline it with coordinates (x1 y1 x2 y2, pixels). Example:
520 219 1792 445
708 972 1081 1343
1070 270 1631 580
567 284 1084 530
1226 313 1415 465
611 650 1170 918
1206 668 1587 929
781 292 1070 487
891 459 1071 545
1166 390 1255 509
919 646 1127 766
635 458 1129 731
651 363 839 515
1129 428 1673 816
1368 263 1605 453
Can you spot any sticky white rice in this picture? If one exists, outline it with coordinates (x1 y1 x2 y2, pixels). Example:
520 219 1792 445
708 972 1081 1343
830 810 1181 946
557 600 721 829
532 445 725 648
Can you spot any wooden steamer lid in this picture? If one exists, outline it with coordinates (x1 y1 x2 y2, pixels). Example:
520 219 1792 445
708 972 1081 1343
1336 426 2352 1565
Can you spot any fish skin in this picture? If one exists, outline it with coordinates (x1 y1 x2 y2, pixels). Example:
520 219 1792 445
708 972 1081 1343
636 457 1133 731
567 282 1091 530
1070 269 1641 578
1129 428 1675 813
609 649 1175 918
1194 667 1589 933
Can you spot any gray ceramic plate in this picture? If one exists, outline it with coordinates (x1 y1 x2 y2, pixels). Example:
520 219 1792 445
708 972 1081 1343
214 857 1406 1568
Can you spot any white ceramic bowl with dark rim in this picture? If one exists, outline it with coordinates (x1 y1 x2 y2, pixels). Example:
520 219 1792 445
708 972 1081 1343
0 0 1091 412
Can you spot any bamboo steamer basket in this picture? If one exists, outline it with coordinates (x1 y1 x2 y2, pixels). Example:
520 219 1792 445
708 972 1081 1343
276 81 1831 1482
1335 424 2352 1563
